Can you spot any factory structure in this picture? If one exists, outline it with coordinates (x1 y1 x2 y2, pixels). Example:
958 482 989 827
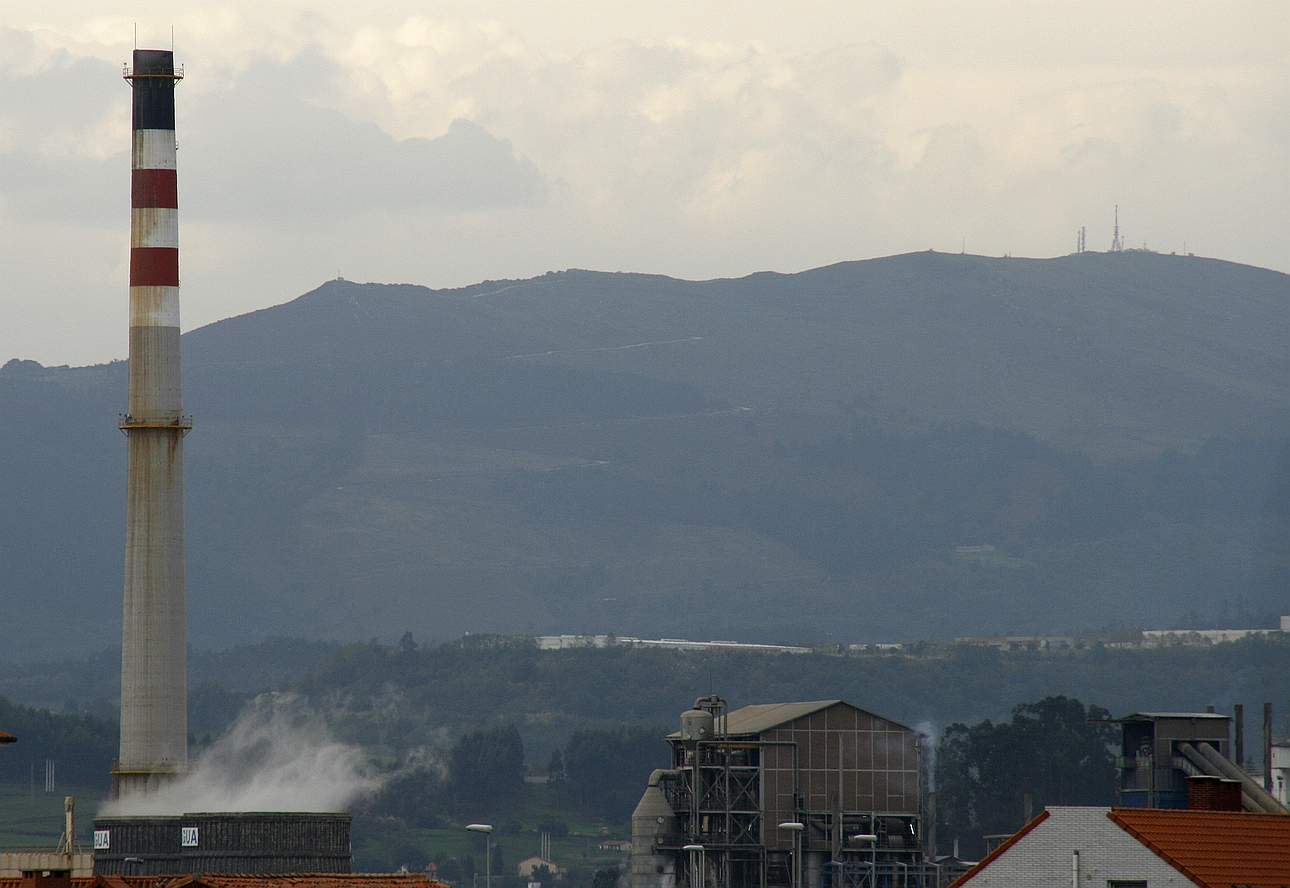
631 697 947 888
115 46 191 800
84 47 352 877
949 711 1290 886
1113 710 1288 814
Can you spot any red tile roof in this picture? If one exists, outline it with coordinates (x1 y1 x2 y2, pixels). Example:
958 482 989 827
1109 807 1290 888
0 730 15 743
948 810 1050 887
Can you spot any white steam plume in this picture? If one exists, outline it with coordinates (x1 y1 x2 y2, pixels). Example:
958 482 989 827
917 719 939 792
103 693 384 816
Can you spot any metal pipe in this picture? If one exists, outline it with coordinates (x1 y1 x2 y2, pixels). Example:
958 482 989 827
649 769 681 787
1236 705 1245 769
1265 702 1274 793
1177 743 1266 812
467 824 493 888
114 47 190 800
1182 742 1288 813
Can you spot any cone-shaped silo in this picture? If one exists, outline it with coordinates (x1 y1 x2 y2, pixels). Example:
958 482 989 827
114 48 190 799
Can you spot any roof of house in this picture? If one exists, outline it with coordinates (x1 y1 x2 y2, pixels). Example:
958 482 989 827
516 857 565 874
667 700 915 739
1 876 444 888
1109 807 1290 888
0 730 15 743
947 811 1050 887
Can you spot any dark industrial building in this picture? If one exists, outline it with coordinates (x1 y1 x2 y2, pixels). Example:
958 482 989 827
1113 711 1288 814
1115 712 1231 808
631 697 945 888
91 813 352 875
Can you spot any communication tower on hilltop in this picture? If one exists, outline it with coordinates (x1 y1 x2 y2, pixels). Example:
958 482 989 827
1077 227 1086 253
1110 206 1124 252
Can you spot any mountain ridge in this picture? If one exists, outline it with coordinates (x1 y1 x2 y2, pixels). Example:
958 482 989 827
3 250 1289 658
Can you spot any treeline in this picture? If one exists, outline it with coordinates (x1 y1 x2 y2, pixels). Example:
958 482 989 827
355 690 1119 868
934 696 1117 860
0 635 1230 872
0 696 116 788
364 723 668 829
292 632 1290 767
11 633 1290 754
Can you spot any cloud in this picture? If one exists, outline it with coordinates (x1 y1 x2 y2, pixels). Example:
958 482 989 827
0 7 1287 366
0 34 126 226
182 50 547 219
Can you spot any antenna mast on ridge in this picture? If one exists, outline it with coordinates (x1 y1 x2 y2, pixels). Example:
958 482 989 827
1110 206 1123 252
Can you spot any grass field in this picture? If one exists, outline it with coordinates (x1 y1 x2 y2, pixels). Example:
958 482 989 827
0 782 104 849
353 784 630 876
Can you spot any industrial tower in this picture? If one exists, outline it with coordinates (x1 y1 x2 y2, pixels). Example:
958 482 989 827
114 48 190 798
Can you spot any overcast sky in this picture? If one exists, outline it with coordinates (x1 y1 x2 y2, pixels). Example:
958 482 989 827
2 1 1287 366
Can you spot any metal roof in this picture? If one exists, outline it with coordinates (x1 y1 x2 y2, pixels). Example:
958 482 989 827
1109 807 1290 887
667 700 915 738
948 811 1051 887
1114 712 1232 721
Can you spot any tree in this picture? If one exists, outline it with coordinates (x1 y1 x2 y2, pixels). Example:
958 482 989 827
449 724 525 813
936 696 1117 859
0 696 116 786
562 726 670 822
363 764 448 828
592 868 621 888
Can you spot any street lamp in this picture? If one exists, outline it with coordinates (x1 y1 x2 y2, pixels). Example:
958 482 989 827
778 822 805 888
682 844 705 888
467 823 494 888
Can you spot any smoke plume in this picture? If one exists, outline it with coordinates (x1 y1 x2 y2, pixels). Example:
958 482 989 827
103 693 383 815
917 719 940 792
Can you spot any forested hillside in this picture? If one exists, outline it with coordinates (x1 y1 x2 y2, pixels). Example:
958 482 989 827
6 634 1290 867
3 251 1290 657
285 634 1290 762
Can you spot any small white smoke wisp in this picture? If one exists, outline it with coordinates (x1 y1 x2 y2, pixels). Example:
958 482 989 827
103 692 384 816
917 719 939 792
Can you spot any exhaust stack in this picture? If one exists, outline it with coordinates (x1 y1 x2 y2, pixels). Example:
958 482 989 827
114 48 190 799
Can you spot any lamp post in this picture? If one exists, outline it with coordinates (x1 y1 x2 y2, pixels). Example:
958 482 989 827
467 823 494 888
778 822 805 888
682 844 705 888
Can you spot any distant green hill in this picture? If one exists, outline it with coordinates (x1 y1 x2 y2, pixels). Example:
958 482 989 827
3 251 1289 657
289 632 1290 770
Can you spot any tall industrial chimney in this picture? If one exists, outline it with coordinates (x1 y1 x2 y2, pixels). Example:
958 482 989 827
114 48 189 799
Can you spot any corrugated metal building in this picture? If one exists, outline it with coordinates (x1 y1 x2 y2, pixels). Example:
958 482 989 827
632 697 935 888
92 814 351 875
1114 712 1231 808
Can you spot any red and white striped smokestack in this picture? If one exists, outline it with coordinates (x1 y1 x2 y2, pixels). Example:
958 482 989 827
115 48 190 799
